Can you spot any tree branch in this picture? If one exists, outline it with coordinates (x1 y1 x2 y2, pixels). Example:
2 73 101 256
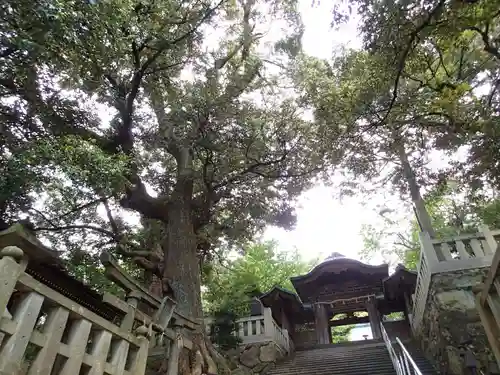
378 0 446 126
56 197 108 221
467 23 500 60
35 224 116 238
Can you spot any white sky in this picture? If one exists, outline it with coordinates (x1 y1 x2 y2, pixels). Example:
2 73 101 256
262 0 384 264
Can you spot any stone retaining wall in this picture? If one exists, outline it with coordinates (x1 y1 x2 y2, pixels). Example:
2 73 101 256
226 342 287 375
383 320 411 342
414 267 494 374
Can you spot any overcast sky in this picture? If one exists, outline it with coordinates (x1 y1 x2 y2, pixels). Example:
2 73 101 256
262 1 386 264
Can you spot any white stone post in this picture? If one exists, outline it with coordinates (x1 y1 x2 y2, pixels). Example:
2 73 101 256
263 307 274 340
0 246 26 319
282 328 289 353
480 225 498 255
418 232 440 271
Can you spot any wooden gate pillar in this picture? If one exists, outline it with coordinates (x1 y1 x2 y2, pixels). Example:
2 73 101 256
313 303 330 345
366 299 382 340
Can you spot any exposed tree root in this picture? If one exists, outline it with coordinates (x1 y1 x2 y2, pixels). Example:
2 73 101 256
159 334 230 375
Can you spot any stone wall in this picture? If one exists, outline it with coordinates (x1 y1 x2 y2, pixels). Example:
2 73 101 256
226 341 287 375
414 267 494 374
293 325 317 350
383 320 411 342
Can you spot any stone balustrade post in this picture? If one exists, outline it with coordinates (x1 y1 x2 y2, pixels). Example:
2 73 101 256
121 291 141 332
0 246 27 319
418 232 440 270
282 328 289 353
263 307 274 339
480 225 498 255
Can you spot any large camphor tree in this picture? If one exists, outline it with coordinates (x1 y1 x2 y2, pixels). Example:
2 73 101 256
1 0 328 374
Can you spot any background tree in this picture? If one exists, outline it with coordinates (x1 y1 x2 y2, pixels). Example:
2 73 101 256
204 242 356 344
203 241 316 315
327 0 500 192
293 0 500 242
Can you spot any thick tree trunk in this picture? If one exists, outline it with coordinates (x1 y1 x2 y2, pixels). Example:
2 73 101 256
162 201 202 319
158 197 229 375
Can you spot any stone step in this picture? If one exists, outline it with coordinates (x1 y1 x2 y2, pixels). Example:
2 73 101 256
279 356 392 363
296 340 384 351
294 346 387 354
278 358 393 367
268 365 397 374
267 340 438 375
292 347 389 358
271 362 395 372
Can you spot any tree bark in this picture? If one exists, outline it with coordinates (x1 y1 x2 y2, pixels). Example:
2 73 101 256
163 199 202 320
157 193 228 375
392 131 436 239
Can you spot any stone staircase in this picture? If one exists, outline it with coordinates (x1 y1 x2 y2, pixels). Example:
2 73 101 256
267 341 437 375
402 341 439 374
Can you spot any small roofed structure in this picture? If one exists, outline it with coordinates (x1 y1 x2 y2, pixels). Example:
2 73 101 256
259 286 313 334
382 263 417 317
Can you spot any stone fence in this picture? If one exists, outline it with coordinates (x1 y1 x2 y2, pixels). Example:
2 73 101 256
411 226 500 374
205 307 292 354
412 226 500 332
0 225 196 375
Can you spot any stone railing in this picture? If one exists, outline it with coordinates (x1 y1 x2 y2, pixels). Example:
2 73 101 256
0 224 197 375
0 246 150 375
206 307 291 354
474 243 500 369
411 226 500 331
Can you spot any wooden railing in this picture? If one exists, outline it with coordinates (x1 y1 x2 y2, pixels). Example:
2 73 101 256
474 240 500 370
206 307 292 354
428 227 500 265
412 226 500 332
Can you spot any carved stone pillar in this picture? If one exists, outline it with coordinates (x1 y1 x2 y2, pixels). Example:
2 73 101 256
313 303 330 345
366 299 382 340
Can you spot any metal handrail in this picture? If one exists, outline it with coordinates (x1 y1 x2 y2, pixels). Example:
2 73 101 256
381 323 423 375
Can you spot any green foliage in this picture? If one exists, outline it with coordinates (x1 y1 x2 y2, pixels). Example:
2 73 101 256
330 313 355 343
35 136 130 195
0 0 335 329
1 0 330 316
203 241 317 316
331 325 354 344
327 0 500 191
209 308 242 351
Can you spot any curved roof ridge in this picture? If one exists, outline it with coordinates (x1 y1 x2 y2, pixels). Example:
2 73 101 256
259 285 298 299
383 263 417 284
290 257 388 284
